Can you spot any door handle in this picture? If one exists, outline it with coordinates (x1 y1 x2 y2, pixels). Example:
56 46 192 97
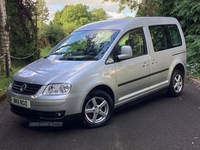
152 59 158 65
143 62 149 67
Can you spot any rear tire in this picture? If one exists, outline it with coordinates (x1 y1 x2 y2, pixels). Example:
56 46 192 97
81 90 113 128
168 69 184 96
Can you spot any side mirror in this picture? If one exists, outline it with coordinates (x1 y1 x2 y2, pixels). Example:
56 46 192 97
117 46 133 61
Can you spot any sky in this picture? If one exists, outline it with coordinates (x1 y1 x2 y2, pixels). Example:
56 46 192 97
45 0 137 21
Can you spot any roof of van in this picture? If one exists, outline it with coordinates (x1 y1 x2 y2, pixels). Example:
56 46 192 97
75 17 177 31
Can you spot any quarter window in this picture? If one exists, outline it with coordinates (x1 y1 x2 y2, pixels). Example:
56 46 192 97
167 25 182 47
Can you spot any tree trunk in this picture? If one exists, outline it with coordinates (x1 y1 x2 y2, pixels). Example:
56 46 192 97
0 0 11 72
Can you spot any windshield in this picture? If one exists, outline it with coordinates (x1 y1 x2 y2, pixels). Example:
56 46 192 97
47 29 120 61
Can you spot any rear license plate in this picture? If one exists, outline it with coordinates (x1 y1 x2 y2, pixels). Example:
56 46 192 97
11 97 31 108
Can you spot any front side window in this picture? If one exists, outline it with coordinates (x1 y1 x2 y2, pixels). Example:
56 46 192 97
47 30 120 61
118 28 147 57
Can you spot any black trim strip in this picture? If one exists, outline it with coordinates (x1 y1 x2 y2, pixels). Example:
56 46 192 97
118 68 169 87
150 68 169 76
172 51 186 56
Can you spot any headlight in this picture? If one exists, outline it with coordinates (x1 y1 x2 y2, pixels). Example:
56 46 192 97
43 83 72 95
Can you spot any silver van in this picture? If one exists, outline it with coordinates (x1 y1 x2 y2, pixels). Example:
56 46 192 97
7 17 186 128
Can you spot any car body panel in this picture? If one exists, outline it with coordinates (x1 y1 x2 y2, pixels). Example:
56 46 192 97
7 17 186 122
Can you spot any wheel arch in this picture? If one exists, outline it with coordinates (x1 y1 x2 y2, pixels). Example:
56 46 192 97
89 85 115 104
173 63 186 77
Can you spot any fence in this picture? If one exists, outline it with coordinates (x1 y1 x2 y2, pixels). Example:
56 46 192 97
0 51 37 78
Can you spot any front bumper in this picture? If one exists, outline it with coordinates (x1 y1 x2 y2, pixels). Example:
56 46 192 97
10 104 66 120
7 87 87 121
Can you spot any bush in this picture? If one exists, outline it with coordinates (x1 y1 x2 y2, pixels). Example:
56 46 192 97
39 22 67 47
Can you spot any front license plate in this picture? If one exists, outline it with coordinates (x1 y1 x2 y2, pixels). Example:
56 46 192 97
11 97 31 108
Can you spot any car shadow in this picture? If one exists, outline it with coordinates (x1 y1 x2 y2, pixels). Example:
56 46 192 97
113 89 170 117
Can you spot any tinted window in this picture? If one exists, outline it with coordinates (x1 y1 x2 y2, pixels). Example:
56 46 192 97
167 25 182 47
149 25 182 52
149 25 168 51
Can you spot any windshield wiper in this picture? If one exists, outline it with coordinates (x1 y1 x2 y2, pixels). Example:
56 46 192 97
52 52 65 55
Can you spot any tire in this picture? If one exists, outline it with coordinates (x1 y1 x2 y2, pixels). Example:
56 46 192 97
168 69 184 97
81 90 114 128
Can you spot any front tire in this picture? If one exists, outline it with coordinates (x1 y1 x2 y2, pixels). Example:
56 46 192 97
168 69 184 96
81 90 114 128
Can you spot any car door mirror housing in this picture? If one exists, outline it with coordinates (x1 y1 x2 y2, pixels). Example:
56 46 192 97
117 46 133 61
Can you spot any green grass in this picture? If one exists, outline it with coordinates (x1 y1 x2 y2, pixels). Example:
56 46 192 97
0 74 13 96
0 61 26 96
40 47 52 57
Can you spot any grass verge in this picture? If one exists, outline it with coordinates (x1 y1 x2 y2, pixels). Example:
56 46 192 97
0 61 26 99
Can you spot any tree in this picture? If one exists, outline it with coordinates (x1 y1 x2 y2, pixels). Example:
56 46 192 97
104 0 158 16
90 8 109 21
104 0 139 12
35 0 49 29
53 4 91 34
53 4 108 34
136 0 159 16
6 0 38 62
38 22 66 47
0 0 11 71
169 0 200 74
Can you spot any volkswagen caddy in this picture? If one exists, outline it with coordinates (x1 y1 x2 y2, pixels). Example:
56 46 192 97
7 17 186 128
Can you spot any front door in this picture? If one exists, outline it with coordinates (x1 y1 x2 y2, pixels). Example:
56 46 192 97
114 28 151 103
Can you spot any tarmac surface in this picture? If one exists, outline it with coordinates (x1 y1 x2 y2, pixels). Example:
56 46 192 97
0 79 200 150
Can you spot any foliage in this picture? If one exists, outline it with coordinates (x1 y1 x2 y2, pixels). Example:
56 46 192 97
187 63 200 77
90 8 109 21
136 0 159 16
104 0 139 12
154 0 200 74
38 22 66 47
35 0 49 29
5 0 38 62
53 4 108 34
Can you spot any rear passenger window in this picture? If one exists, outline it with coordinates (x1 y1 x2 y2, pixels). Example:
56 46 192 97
149 26 168 51
149 24 182 52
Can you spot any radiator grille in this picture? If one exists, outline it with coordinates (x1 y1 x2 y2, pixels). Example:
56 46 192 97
12 80 42 95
